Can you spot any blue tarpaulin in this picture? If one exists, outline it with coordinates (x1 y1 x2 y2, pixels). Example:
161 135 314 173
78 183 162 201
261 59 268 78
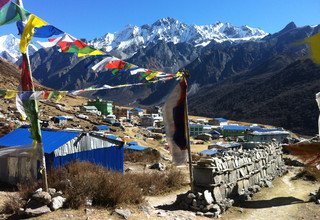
95 125 110 130
124 145 147 151
127 141 138 146
53 146 124 173
0 128 79 153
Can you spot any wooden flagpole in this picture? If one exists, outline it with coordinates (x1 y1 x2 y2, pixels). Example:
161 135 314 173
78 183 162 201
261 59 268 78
182 70 194 192
16 0 48 192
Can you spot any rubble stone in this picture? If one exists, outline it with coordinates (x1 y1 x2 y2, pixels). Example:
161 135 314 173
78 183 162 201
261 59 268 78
114 208 132 219
149 162 166 171
204 190 214 204
50 196 66 211
25 205 51 217
32 191 52 205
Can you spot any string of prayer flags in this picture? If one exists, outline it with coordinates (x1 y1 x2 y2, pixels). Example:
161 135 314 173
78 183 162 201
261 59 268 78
0 1 30 26
37 34 104 57
17 20 64 38
303 33 320 64
91 57 175 80
0 75 175 101
20 14 48 53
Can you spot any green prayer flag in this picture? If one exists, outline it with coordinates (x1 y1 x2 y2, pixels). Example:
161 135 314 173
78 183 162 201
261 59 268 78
0 2 30 26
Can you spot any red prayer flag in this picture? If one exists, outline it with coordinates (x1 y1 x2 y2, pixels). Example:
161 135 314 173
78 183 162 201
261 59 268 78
106 60 126 69
0 0 10 9
20 54 33 91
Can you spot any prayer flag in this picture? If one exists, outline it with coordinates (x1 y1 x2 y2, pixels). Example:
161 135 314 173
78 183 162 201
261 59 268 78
20 14 48 53
304 33 320 64
163 79 189 165
0 2 30 26
17 20 63 38
91 56 120 72
0 0 10 9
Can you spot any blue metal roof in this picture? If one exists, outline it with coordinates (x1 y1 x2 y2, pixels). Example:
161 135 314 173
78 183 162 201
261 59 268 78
214 118 228 122
199 148 218 156
133 107 143 112
222 125 249 131
95 125 110 130
124 145 147 151
0 128 80 154
106 134 119 140
54 116 67 121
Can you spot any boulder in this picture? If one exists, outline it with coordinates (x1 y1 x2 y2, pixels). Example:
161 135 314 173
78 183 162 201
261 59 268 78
50 196 66 211
204 190 214 204
149 162 166 171
48 188 56 197
32 191 52 205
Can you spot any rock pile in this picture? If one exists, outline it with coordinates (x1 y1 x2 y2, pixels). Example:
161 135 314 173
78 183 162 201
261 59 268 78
310 188 320 204
21 188 66 217
174 190 233 218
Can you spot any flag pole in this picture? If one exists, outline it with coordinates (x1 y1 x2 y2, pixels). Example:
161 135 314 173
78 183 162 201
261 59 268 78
16 0 48 192
182 70 194 192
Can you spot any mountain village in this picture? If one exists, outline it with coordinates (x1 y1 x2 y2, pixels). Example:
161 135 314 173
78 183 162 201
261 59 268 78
0 1 319 220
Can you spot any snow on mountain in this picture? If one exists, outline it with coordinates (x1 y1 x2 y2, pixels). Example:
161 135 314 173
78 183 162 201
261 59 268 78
89 18 268 58
0 34 38 63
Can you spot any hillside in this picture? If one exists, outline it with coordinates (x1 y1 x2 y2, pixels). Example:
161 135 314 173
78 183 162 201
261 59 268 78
188 59 320 136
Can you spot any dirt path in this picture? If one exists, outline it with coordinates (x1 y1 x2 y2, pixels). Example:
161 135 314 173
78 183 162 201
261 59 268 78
221 167 320 220
144 166 320 220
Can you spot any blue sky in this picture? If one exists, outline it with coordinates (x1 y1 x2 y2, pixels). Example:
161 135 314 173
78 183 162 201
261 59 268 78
1 0 319 40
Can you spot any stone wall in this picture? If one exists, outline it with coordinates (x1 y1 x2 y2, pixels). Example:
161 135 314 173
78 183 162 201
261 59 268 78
173 142 287 217
193 142 286 202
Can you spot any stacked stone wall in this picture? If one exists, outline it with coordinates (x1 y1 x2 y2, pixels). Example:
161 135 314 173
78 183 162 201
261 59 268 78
193 142 286 201
174 142 287 217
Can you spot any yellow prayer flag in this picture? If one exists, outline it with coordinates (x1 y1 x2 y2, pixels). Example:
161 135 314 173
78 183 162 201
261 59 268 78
78 49 105 57
20 14 48 53
55 91 67 102
145 71 161 81
304 33 320 64
4 90 17 99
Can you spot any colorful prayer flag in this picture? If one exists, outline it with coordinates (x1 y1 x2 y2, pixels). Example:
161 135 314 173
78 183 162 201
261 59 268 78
17 20 63 38
163 78 189 165
0 0 10 9
304 33 320 64
91 56 120 72
0 2 30 26
20 14 48 53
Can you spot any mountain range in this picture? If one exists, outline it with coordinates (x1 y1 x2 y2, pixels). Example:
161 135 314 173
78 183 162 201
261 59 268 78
0 18 319 135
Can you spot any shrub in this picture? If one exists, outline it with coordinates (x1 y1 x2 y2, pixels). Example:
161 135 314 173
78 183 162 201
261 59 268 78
44 161 185 209
0 194 25 214
124 149 161 163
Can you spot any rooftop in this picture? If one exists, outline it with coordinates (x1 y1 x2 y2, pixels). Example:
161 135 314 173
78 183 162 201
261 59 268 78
0 127 80 153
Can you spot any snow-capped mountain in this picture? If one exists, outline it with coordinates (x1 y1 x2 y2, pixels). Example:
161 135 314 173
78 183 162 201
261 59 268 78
89 17 268 58
0 34 38 63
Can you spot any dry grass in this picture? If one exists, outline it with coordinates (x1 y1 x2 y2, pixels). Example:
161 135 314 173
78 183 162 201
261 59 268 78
124 149 161 163
9 161 185 209
46 161 185 209
0 194 25 214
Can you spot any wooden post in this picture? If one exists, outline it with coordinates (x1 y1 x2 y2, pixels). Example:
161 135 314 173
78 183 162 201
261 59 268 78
183 71 194 192
16 0 48 192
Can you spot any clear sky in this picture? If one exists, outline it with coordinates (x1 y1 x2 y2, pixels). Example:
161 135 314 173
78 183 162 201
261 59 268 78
0 0 319 40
